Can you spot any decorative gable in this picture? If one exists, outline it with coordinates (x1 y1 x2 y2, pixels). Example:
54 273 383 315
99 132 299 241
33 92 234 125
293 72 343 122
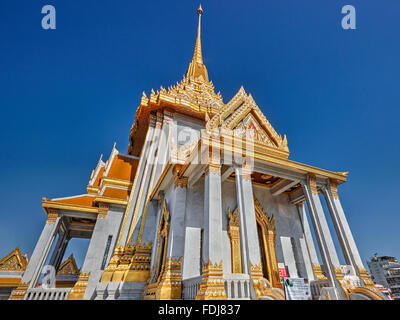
233 113 277 148
57 254 79 276
206 87 289 153
0 247 27 272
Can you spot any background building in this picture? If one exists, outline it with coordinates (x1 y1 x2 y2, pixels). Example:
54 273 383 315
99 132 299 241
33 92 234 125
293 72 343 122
368 256 400 300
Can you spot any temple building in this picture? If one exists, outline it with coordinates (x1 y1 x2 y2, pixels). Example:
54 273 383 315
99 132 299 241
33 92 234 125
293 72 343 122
3 6 387 300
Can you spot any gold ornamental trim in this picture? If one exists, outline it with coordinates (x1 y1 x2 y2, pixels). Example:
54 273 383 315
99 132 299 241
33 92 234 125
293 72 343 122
308 173 318 195
67 272 90 300
46 208 59 224
97 203 109 220
94 196 128 206
8 282 29 300
347 286 385 300
43 201 99 214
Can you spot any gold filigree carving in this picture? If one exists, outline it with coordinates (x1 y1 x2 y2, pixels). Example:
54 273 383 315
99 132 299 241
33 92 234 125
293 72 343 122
97 202 109 220
57 254 79 276
308 173 318 195
196 260 226 300
46 208 59 224
227 208 242 273
67 272 90 300
0 246 27 271
329 179 339 200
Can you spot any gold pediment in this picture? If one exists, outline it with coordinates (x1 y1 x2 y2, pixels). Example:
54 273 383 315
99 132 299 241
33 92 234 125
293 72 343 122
57 254 79 276
0 246 27 272
206 87 289 153
233 113 278 148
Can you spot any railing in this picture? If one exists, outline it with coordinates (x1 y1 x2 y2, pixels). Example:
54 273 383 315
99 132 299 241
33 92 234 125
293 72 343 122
24 288 72 300
182 276 202 300
310 279 330 300
182 274 251 300
224 274 251 300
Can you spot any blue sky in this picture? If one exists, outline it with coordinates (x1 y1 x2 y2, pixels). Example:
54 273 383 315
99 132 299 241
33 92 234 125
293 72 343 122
0 0 399 269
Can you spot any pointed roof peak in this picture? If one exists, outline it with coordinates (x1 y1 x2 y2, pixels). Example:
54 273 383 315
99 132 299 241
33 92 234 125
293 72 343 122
186 4 209 82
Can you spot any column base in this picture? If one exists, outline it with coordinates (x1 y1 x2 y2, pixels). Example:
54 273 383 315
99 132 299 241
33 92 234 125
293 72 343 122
67 273 90 300
144 257 182 300
196 260 227 300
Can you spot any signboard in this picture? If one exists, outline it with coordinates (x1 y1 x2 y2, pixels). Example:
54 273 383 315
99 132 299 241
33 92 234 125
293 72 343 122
278 264 289 282
283 278 311 300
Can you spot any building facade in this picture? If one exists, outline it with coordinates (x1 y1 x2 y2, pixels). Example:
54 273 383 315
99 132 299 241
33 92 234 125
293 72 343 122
3 6 387 301
368 256 400 300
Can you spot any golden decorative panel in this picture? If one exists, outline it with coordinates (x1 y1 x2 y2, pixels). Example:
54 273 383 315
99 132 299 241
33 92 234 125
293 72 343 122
227 208 242 274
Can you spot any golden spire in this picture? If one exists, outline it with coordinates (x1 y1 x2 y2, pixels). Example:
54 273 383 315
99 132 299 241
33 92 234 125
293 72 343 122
186 4 209 82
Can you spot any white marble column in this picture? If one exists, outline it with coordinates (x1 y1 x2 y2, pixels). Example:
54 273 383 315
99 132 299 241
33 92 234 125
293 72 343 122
322 180 364 272
49 230 69 271
297 203 319 280
301 174 341 287
166 172 188 260
22 211 61 288
234 164 262 274
202 164 224 265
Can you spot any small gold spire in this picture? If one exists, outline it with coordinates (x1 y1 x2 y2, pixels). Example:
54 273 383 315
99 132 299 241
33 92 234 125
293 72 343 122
186 4 209 82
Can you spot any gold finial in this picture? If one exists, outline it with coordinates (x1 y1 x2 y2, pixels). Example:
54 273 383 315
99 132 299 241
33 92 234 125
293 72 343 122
186 5 209 82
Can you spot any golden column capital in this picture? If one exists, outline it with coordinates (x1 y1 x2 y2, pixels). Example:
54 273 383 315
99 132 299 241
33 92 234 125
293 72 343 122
97 202 109 220
328 178 339 200
46 208 59 224
204 163 221 176
308 173 318 195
